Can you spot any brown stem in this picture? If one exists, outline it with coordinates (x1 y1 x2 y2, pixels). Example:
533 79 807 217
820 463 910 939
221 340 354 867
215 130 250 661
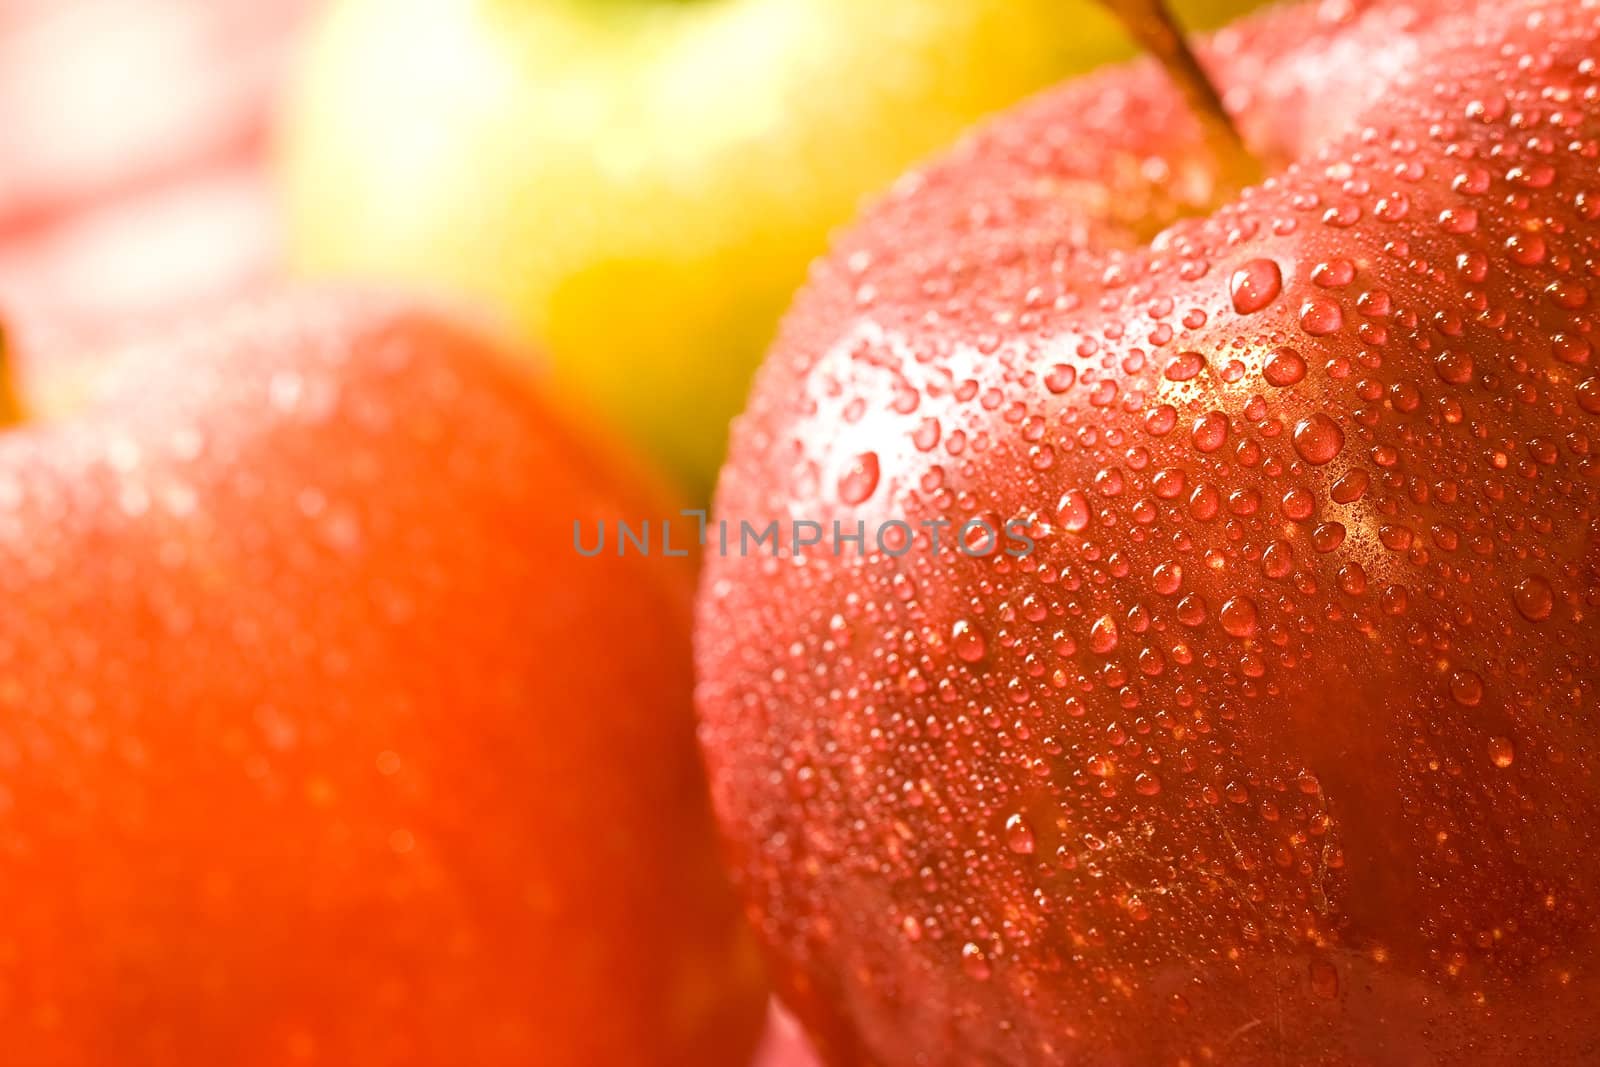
1098 0 1262 189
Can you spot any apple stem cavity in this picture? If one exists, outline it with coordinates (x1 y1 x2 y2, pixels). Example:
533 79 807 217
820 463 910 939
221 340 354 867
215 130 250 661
1098 0 1262 191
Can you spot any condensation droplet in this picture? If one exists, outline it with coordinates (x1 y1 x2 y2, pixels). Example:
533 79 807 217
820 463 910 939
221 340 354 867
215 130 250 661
1230 258 1283 314
952 619 987 663
1292 414 1345 465
961 942 992 981
1090 615 1119 654
1004 813 1037 854
1057 489 1091 533
838 452 881 504
1450 669 1484 707
1263 347 1307 387
1219 597 1260 639
1513 576 1554 621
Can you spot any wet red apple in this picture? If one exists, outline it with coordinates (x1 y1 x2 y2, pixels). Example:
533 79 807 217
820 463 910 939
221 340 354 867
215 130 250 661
0 292 764 1066
696 0 1600 1062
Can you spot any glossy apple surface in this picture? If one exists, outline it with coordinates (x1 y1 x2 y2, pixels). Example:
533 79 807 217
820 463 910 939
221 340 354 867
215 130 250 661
283 0 1261 489
0 292 763 1066
697 0 1600 1062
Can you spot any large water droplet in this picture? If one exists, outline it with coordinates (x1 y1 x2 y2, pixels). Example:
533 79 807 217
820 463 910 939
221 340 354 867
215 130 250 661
1219 597 1260 639
1191 411 1229 453
1263 347 1306 387
1230 258 1283 314
1089 615 1119 654
1057 489 1091 533
952 619 987 663
1004 813 1037 854
1513 576 1554 621
1292 414 1345 465
961 942 992 981
838 452 881 504
1449 669 1484 707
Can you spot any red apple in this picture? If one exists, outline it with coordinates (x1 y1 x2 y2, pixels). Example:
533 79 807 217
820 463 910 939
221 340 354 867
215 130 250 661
697 0 1600 1062
0 291 764 1065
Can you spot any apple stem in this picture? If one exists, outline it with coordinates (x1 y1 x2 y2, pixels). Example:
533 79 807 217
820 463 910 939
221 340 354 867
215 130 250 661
1098 0 1262 189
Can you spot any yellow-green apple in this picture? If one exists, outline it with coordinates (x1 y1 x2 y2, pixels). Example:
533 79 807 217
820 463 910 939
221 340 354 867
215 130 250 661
0 291 764 1066
696 0 1600 1062
281 0 1261 490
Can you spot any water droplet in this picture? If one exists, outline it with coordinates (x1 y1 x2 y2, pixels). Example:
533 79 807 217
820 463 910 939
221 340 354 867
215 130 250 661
1434 350 1474 385
1488 736 1516 769
838 452 881 504
1089 615 1119 654
1513 576 1554 621
1299 297 1344 336
1330 470 1369 503
1263 347 1307 387
1219 597 1260 639
1547 280 1590 310
1230 258 1283 314
952 619 987 662
1004 813 1037 854
1191 411 1229 453
1578 377 1600 415
1165 351 1206 381
961 942 992 981
1450 669 1484 707
1311 522 1346 552
1153 562 1183 595
1292 414 1345 465
1057 489 1091 533
1044 364 1077 393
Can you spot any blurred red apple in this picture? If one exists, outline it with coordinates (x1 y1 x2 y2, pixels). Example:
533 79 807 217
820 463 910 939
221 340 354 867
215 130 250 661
697 0 1600 1062
0 291 764 1066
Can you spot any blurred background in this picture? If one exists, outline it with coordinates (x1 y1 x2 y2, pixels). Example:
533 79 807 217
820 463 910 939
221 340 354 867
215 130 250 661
0 0 1260 1063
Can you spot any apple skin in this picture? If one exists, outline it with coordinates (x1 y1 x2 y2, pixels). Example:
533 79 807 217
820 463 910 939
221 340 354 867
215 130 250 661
282 0 1262 490
696 0 1600 1063
0 292 764 1066
0 0 305 234
0 0 310 353
0 159 279 346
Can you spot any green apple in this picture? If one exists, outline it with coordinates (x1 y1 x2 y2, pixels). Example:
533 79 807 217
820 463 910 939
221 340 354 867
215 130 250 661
283 0 1259 489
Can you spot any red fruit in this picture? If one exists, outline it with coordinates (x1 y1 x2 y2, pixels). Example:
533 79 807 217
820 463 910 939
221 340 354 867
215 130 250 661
0 292 763 1066
697 0 1600 1062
